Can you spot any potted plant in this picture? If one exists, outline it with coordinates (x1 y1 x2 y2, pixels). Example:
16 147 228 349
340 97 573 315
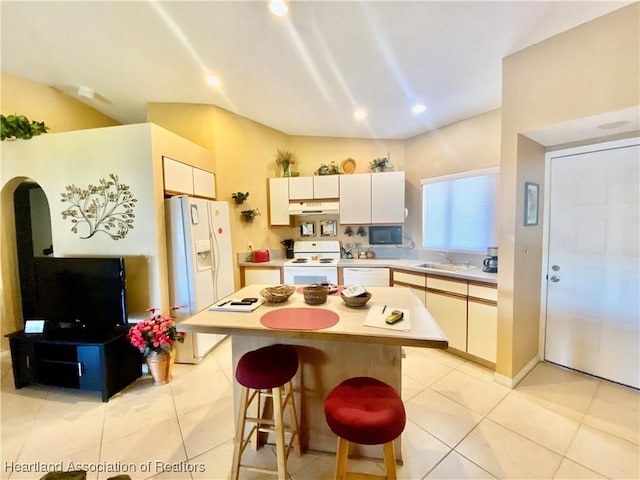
275 149 296 177
1 114 49 140
232 191 249 204
316 161 342 175
241 208 260 221
127 307 185 385
369 155 393 172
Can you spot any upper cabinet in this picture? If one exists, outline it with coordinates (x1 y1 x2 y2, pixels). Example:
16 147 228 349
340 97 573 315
339 172 405 224
339 173 372 224
162 156 215 199
289 175 339 200
269 178 291 226
371 171 405 223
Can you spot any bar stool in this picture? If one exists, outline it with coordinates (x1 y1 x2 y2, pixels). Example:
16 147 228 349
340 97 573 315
231 344 301 480
324 377 406 480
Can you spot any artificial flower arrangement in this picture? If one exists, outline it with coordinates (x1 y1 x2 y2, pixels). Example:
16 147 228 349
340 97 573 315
275 148 296 177
127 306 185 356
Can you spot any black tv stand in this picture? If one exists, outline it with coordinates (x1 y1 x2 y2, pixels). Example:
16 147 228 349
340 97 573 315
7 326 142 402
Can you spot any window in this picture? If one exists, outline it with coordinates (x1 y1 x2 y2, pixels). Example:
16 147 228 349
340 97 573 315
421 168 499 252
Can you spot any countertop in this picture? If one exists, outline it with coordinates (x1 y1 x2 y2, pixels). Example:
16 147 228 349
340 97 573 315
178 284 449 349
239 257 497 284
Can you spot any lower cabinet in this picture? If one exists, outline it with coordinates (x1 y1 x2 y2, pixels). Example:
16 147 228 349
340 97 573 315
242 266 282 286
392 268 497 365
342 267 390 286
7 327 142 402
391 270 426 304
425 290 468 352
425 277 468 352
467 283 498 363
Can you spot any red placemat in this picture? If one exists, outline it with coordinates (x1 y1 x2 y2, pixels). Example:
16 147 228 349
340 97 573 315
260 308 339 330
295 285 345 296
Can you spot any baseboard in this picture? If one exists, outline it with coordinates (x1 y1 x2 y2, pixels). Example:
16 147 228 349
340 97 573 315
494 355 541 388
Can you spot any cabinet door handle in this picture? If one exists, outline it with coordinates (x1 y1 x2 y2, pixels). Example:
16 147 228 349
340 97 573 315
26 355 31 369
77 362 84 377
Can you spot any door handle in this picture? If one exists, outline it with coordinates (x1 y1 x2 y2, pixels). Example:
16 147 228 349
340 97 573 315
550 275 560 283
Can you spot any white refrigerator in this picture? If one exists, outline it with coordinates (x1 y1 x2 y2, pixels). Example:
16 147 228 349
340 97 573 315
165 195 235 363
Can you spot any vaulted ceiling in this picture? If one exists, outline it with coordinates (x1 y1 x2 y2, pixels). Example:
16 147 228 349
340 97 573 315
1 1 631 139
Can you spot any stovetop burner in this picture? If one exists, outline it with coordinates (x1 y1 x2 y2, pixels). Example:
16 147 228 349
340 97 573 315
291 258 308 263
319 258 334 263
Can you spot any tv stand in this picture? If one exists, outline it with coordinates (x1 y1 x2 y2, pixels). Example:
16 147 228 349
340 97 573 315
7 326 142 402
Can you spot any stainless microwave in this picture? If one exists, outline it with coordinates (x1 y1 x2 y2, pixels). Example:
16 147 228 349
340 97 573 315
369 226 402 245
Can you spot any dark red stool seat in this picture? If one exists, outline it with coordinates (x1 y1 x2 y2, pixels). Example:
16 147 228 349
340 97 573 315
324 377 406 480
231 344 301 480
235 343 299 389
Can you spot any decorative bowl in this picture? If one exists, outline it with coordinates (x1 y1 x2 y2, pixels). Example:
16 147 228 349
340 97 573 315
303 285 329 305
260 285 295 303
340 291 372 308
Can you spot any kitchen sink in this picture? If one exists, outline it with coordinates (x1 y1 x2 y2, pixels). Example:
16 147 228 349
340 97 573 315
413 262 473 272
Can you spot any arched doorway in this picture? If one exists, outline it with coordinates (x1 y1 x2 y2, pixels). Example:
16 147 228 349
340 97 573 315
0 178 52 342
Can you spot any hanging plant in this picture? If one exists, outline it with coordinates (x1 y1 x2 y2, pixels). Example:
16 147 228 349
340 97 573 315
232 191 249 204
240 208 260 221
1 114 49 140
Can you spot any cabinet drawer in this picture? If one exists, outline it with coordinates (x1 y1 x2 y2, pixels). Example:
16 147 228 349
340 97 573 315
427 276 467 295
469 283 497 302
343 267 389 286
392 271 426 288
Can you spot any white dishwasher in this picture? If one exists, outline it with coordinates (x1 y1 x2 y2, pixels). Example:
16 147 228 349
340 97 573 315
342 267 390 286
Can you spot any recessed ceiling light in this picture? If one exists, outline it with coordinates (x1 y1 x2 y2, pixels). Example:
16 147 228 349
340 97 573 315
269 0 288 17
353 110 367 120
412 104 426 114
207 76 221 87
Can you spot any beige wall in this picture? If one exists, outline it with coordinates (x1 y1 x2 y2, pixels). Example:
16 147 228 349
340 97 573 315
404 109 502 246
0 122 215 349
1 72 120 132
497 3 640 378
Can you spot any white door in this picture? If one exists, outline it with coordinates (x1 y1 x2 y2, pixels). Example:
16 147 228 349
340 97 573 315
544 139 639 388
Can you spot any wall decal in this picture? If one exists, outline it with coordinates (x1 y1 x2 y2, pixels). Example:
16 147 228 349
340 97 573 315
61 173 138 240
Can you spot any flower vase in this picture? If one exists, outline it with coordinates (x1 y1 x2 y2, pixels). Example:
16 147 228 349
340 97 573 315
146 349 175 385
281 162 291 177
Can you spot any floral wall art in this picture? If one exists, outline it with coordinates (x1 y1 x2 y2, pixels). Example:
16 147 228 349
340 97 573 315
60 173 138 240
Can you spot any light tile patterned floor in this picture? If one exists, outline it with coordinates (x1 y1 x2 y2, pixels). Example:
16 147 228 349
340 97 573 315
1 338 638 480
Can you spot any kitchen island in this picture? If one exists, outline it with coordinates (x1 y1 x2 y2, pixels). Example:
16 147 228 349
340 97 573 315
178 284 448 460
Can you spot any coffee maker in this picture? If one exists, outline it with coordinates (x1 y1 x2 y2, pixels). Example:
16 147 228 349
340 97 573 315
483 247 498 273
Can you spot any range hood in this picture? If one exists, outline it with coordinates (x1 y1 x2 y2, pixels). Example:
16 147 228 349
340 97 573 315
287 201 339 216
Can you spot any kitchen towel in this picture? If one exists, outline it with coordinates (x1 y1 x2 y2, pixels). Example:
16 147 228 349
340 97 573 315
363 305 411 332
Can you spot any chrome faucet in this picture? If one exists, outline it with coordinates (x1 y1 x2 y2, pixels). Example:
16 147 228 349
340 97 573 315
439 252 453 264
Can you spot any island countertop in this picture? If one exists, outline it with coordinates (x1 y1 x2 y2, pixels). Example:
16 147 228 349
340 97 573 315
178 284 448 349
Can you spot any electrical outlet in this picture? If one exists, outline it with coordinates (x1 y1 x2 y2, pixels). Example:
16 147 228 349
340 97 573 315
248 243 253 250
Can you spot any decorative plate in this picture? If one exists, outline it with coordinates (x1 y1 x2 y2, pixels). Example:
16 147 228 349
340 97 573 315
341 158 356 174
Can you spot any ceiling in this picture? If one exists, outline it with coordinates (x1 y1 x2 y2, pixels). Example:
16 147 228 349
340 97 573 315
1 1 632 139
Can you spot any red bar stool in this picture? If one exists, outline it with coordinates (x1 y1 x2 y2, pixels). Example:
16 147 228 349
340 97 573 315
324 377 406 480
231 344 301 480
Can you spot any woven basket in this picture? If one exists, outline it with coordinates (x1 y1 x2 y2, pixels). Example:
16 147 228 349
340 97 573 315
341 291 372 308
303 285 329 305
260 285 295 303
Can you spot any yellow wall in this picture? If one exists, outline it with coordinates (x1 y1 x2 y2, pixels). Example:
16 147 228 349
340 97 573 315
1 72 120 132
404 109 502 246
497 3 640 379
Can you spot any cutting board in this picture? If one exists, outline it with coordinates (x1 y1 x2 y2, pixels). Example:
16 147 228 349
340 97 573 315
363 305 411 331
209 298 265 312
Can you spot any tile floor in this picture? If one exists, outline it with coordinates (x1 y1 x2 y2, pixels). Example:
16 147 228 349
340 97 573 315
1 338 638 480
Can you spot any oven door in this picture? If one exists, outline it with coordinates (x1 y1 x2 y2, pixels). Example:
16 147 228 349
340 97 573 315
283 266 338 285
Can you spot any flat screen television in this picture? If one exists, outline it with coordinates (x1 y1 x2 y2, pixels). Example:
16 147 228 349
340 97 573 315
29 257 128 337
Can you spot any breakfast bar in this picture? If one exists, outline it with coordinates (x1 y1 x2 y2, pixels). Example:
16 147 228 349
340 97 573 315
178 284 448 459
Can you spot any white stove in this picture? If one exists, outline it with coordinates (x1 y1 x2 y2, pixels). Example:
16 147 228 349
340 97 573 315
283 240 340 284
